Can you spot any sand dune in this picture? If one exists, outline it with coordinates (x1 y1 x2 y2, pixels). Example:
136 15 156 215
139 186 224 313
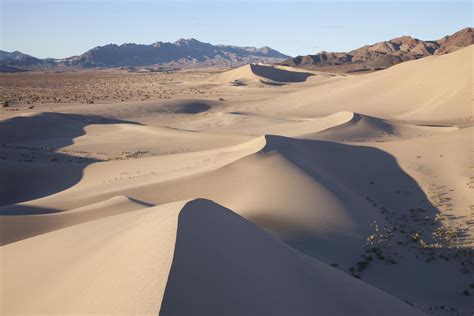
202 111 356 137
209 111 460 141
1 199 425 315
0 195 153 245
161 199 425 316
0 112 137 148
1 200 184 315
1 133 431 263
266 45 473 123
305 112 459 142
0 135 267 214
0 111 250 158
66 122 250 157
217 63 315 85
1 44 472 315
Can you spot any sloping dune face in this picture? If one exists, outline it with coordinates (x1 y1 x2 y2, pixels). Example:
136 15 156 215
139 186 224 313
0 195 153 245
160 199 425 316
249 64 314 82
1 199 425 315
270 45 473 122
0 111 249 206
217 63 314 84
1 200 184 315
305 112 459 142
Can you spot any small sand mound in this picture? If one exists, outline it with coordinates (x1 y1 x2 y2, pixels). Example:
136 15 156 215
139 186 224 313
157 100 212 114
305 112 459 142
308 113 394 141
217 64 314 84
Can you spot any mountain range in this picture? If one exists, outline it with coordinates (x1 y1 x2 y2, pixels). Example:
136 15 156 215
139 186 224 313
0 39 289 71
1 28 472 73
279 27 473 73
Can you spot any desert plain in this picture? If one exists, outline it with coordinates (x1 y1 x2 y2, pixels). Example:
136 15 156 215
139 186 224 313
0 46 473 315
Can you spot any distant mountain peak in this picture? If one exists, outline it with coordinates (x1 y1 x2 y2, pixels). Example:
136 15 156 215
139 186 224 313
0 50 34 61
174 38 201 44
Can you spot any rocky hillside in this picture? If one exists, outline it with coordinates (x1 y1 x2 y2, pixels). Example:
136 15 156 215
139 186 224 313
279 27 473 73
0 39 289 71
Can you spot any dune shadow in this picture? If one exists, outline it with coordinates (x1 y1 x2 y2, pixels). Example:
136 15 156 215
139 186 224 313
250 64 313 83
261 134 435 213
0 112 140 207
155 100 213 114
159 199 424 316
0 196 155 245
260 135 471 272
0 112 140 148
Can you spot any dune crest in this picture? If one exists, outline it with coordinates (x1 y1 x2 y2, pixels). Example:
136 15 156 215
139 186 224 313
0 198 426 315
217 63 315 85
0 195 153 245
270 45 473 122
161 199 425 316
1 200 186 315
304 112 459 142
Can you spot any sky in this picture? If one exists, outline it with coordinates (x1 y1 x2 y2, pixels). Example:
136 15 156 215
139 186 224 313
0 0 472 59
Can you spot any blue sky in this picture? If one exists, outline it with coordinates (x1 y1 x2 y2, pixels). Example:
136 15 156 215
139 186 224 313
0 1 472 58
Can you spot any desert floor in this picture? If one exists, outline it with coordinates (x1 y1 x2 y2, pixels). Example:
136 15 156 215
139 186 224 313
1 46 473 315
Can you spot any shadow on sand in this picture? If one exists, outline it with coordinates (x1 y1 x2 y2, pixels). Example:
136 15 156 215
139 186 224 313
250 64 313 83
0 112 140 208
160 136 471 314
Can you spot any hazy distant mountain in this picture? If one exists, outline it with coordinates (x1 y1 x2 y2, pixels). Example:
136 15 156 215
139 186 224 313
0 50 57 71
0 50 34 61
0 39 289 71
279 27 473 73
3 28 471 72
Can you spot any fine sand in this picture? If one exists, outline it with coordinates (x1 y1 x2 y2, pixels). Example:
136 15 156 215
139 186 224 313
1 45 473 315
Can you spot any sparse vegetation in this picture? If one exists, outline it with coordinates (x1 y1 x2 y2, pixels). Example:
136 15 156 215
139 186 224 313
0 69 220 106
